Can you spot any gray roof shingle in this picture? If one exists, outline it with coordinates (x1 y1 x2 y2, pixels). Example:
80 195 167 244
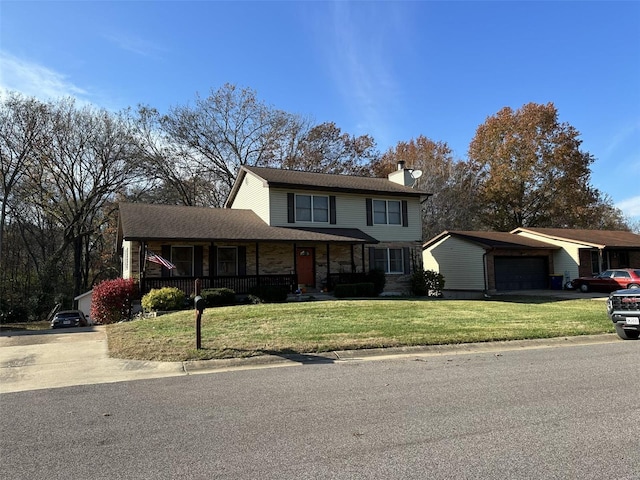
423 230 558 250
118 203 378 244
512 228 640 248
226 166 430 206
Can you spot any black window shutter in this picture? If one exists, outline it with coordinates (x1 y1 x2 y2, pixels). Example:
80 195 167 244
287 193 295 223
194 246 203 277
238 246 247 276
161 245 171 277
329 196 336 224
211 246 218 276
403 247 410 274
402 200 408 227
368 247 376 271
366 198 373 226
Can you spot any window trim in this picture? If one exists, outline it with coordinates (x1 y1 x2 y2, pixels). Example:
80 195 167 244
373 247 405 274
217 246 238 276
171 245 194 277
295 194 330 223
371 199 403 226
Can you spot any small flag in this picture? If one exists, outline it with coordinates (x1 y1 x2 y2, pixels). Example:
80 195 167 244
146 251 176 270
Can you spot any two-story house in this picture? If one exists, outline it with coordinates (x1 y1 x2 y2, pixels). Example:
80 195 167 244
117 163 430 296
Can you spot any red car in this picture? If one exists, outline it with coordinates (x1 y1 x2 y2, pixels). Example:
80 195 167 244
571 269 640 293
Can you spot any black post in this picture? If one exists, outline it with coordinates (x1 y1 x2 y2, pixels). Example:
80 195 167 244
195 279 202 350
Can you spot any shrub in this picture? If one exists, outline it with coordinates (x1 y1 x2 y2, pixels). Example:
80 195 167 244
91 278 138 325
141 287 186 312
334 282 375 298
201 288 236 307
411 270 445 297
410 270 428 296
365 268 386 295
248 285 289 303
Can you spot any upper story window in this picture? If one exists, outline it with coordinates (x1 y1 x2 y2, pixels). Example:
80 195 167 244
296 194 329 223
171 246 193 277
373 199 402 225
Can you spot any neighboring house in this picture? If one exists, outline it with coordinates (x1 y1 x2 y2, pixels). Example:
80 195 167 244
118 163 430 296
512 228 640 280
423 228 640 298
74 290 93 324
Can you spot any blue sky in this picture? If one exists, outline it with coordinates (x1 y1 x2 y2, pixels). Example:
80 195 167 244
2 1 639 220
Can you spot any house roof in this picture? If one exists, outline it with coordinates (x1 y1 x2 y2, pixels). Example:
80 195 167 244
118 203 378 244
225 165 431 207
423 230 559 250
512 228 640 248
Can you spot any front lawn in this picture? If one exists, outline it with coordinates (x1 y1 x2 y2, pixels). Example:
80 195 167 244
106 296 614 362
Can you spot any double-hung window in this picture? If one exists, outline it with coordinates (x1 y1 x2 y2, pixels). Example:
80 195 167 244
171 246 193 277
373 200 402 225
373 248 405 274
296 194 329 223
217 247 238 275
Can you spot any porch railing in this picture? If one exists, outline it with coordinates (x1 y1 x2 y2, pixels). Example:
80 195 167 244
326 272 368 290
141 274 298 296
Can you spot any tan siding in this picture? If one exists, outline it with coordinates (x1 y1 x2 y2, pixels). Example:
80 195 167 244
514 231 589 281
269 188 422 241
229 170 270 223
423 236 486 290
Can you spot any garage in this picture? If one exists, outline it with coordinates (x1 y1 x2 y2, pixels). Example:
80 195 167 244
494 256 549 291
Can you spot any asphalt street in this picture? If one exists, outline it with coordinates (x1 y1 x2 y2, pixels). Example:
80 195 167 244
1 327 639 479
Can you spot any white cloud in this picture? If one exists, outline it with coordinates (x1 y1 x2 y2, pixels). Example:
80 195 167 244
617 196 640 218
103 31 166 58
0 51 89 102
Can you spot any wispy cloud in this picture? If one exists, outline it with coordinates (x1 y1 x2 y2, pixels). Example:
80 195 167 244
103 31 166 59
325 2 406 145
0 51 89 101
617 196 640 219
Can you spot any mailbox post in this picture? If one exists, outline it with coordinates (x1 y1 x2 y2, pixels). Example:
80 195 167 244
194 295 205 349
194 278 204 349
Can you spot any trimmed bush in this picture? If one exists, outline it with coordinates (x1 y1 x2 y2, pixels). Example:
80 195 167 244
90 278 138 325
411 270 445 297
334 283 375 298
365 269 386 295
248 285 289 303
141 287 186 312
201 288 236 307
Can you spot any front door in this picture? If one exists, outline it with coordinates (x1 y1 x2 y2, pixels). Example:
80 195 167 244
296 247 315 287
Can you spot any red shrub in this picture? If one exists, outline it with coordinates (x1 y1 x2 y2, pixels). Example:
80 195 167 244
90 278 138 325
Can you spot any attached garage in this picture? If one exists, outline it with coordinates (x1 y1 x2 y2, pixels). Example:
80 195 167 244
494 256 549 291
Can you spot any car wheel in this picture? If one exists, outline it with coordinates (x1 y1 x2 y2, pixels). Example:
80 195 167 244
627 283 640 289
615 323 640 340
579 284 589 293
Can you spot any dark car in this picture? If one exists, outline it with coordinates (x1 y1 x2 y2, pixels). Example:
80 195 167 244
571 269 640 293
51 310 88 329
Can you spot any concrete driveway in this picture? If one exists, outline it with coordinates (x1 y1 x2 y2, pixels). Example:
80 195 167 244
0 326 186 394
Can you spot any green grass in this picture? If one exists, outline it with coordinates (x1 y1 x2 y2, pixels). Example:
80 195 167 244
0 320 50 332
106 296 614 362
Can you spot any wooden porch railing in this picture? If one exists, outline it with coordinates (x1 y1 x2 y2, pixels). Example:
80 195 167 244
141 274 298 296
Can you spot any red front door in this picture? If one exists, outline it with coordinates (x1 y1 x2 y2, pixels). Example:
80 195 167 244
296 248 315 287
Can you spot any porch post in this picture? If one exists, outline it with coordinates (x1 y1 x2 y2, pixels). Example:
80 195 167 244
361 244 365 272
350 245 355 272
139 241 146 294
255 242 260 285
326 243 331 289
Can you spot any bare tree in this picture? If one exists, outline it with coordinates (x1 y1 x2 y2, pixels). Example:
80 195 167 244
161 83 308 202
23 98 142 298
0 92 49 265
283 122 379 175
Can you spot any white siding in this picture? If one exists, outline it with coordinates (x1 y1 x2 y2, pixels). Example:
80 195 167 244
122 241 132 279
269 188 423 242
229 170 271 223
514 231 591 281
423 236 486 290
